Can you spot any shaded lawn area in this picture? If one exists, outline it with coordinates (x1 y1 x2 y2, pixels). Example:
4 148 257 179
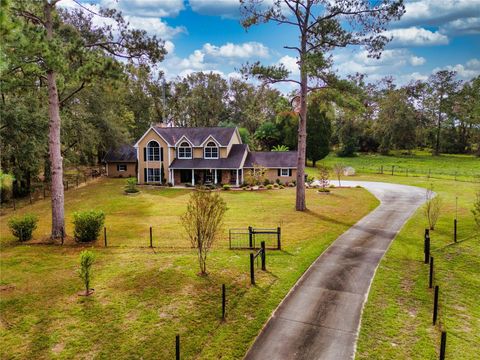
308 164 479 359
0 178 378 359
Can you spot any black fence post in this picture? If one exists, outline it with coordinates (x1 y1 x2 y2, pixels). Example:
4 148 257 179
104 227 107 247
424 230 430 264
433 285 439 325
250 253 255 285
175 334 180 360
391 165 395 175
149 226 153 248
380 165 383 174
66 181 69 191
12 196 16 211
76 176 79 187
248 226 253 248
43 185 46 199
453 219 457 243
429 256 434 289
439 331 447 360
29 191 32 204
261 241 266 271
222 284 226 320
277 227 281 250
61 227 64 245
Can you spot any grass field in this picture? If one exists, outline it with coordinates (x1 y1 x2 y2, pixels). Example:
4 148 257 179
308 150 480 182
0 179 377 359
308 154 480 360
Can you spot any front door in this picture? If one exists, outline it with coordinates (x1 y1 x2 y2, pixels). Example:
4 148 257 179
205 169 214 184
180 169 192 183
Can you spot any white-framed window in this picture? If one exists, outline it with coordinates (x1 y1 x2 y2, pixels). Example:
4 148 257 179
280 168 290 177
117 164 127 172
178 141 192 159
204 141 219 159
147 168 161 182
147 141 160 161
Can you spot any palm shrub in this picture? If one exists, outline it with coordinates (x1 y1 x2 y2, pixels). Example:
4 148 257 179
73 210 105 242
79 250 95 295
8 214 38 241
124 177 139 193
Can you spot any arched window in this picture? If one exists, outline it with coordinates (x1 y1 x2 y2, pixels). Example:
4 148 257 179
147 141 160 161
204 141 218 159
178 141 192 159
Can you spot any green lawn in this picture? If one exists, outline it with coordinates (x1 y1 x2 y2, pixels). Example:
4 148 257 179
0 179 377 359
308 150 480 182
308 154 480 359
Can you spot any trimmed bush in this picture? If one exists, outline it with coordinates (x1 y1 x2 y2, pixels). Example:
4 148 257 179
8 214 38 241
279 185 285 189
273 183 279 188
167 182 173 187
266 184 273 189
263 179 270 186
124 177 139 193
73 210 105 242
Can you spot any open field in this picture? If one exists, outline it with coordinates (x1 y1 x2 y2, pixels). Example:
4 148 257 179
0 179 377 359
308 151 480 182
308 156 480 359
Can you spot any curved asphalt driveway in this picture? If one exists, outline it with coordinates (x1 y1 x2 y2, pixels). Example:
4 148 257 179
244 181 426 360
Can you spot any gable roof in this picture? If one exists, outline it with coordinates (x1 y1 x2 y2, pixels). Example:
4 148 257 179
244 151 298 168
153 126 236 147
103 145 137 163
169 144 248 169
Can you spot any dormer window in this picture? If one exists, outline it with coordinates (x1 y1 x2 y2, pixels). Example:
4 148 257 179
204 141 219 159
178 142 192 159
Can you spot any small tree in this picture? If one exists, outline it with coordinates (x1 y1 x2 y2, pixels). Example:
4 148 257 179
424 186 442 230
181 189 227 275
333 164 345 187
244 163 268 186
318 165 330 192
125 178 139 193
472 189 480 228
79 250 95 296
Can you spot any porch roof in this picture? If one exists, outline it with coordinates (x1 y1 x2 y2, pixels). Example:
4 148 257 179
244 151 298 168
169 144 248 169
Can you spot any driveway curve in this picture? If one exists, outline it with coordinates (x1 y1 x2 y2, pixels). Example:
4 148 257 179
244 181 426 360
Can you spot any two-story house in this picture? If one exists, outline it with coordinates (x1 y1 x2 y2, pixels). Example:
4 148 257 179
104 125 297 186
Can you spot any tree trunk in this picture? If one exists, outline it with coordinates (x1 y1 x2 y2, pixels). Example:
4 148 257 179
45 3 65 239
434 98 442 156
295 39 308 211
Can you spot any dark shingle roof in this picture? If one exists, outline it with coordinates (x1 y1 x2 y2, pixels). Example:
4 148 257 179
153 126 236 146
169 144 248 169
244 151 297 168
103 145 137 163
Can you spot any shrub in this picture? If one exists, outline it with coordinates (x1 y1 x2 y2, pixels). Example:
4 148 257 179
279 185 285 189
79 250 95 295
275 178 281 184
329 184 336 188
472 189 480 228
306 175 315 183
259 184 265 189
318 188 330 193
273 183 279 188
222 184 231 191
263 178 270 186
266 184 273 189
185 183 194 188
288 182 295 187
424 186 442 230
73 210 105 242
124 177 139 193
8 214 38 241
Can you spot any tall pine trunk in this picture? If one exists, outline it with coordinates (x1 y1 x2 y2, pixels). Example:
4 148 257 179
295 37 307 211
45 3 65 239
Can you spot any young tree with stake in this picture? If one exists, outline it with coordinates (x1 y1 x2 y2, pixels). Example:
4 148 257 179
240 0 405 211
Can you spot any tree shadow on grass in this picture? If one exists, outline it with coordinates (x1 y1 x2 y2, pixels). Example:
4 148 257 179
303 209 355 228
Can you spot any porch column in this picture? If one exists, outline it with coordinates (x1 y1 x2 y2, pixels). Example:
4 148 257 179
171 169 175 186
192 169 195 186
236 169 239 187
241 169 244 184
214 169 218 185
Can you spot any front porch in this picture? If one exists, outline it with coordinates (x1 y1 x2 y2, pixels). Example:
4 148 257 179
169 169 243 187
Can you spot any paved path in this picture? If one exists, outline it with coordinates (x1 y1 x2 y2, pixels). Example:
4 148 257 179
244 181 426 360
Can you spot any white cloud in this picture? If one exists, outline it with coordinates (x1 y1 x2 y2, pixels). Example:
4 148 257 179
409 56 426 66
101 0 185 18
203 42 269 59
434 58 480 79
385 27 449 47
124 16 186 40
399 0 480 27
278 55 299 76
440 17 480 35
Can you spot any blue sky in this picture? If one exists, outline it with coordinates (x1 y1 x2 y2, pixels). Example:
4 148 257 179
64 0 480 89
